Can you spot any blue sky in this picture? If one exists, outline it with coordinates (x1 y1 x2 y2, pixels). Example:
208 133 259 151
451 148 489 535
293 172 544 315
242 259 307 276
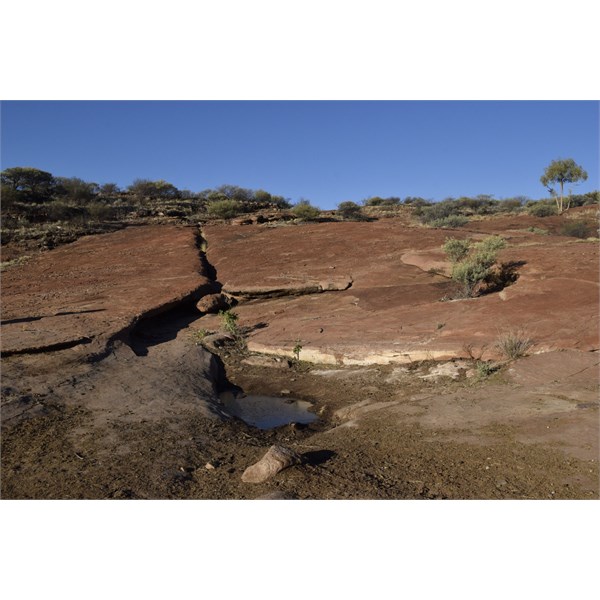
1 101 598 209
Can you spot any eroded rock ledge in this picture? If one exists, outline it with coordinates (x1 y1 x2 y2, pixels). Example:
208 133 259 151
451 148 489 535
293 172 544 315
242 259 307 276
224 276 353 300
1 225 213 357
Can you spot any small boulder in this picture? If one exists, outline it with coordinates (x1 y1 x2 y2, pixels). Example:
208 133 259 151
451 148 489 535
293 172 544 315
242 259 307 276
196 293 230 314
201 332 234 353
241 445 301 484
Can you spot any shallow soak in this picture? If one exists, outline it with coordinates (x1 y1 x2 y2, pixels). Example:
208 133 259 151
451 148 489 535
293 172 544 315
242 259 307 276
219 390 317 429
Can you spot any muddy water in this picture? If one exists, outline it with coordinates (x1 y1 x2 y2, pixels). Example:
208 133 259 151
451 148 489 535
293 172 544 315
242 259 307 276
219 390 317 429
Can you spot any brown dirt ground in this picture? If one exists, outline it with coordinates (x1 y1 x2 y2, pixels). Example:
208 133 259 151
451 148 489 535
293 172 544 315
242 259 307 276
2 309 597 500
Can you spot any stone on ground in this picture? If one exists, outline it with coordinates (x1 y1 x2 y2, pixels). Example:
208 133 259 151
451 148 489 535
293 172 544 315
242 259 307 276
241 445 301 483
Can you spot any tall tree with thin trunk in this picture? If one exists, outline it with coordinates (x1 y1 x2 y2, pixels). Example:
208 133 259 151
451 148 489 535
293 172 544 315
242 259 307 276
540 158 588 214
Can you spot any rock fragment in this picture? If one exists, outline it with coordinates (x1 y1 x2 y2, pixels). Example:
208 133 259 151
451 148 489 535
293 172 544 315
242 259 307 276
196 293 231 314
200 333 234 353
241 445 301 484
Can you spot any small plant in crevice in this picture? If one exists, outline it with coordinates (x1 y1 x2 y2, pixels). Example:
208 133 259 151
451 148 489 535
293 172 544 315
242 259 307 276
190 328 211 345
218 309 247 353
292 339 303 361
496 329 533 360
442 235 508 298
475 360 497 379
219 309 239 335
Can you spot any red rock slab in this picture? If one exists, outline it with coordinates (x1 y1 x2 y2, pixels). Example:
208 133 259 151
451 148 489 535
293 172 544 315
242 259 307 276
203 220 599 364
1 225 212 355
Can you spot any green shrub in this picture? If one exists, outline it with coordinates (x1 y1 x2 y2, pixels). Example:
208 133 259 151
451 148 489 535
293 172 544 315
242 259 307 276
190 328 211 345
475 360 497 378
87 202 114 221
429 215 469 228
46 202 87 222
451 258 493 297
568 191 599 207
363 196 401 207
442 238 471 263
449 236 506 297
560 219 595 239
473 235 506 254
219 309 239 335
498 198 526 212
270 195 292 209
337 201 364 220
293 339 303 361
207 199 244 219
218 310 246 352
527 202 556 217
417 202 453 223
403 197 430 206
292 200 321 221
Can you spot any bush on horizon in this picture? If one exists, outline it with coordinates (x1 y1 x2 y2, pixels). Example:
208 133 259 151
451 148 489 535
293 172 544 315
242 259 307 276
337 201 365 220
292 199 321 221
206 199 244 220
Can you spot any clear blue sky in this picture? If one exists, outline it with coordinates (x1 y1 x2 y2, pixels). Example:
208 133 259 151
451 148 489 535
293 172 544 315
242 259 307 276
1 101 598 209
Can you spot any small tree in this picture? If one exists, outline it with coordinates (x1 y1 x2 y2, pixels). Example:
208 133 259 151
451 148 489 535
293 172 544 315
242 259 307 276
128 178 179 199
253 189 272 203
99 182 120 196
56 177 99 202
540 158 588 214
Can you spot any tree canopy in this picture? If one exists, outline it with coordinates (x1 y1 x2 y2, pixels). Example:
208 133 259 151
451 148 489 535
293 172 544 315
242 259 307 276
540 158 588 213
1 167 56 201
56 177 99 202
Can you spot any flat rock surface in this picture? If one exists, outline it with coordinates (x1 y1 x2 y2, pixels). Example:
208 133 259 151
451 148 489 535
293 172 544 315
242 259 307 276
1 225 213 355
203 218 599 363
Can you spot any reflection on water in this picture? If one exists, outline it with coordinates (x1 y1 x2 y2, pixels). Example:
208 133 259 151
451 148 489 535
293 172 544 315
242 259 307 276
219 390 317 429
